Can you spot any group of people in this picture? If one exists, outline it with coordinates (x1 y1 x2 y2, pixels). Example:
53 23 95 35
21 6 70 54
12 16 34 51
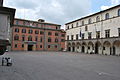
2 57 12 66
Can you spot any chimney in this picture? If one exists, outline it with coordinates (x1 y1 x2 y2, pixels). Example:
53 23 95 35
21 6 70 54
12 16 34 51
0 0 3 7
38 19 45 22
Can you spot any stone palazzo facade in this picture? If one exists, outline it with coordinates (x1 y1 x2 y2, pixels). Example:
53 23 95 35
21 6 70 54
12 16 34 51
65 5 120 56
10 18 65 51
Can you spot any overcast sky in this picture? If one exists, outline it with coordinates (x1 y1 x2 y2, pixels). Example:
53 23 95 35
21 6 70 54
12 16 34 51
4 0 120 28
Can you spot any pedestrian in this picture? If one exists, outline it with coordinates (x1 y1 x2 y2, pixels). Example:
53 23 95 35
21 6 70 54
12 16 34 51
2 57 5 66
7 57 12 66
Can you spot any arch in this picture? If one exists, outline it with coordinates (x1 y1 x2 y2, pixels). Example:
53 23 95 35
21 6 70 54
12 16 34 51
112 40 120 55
95 41 102 54
81 42 87 53
96 16 100 22
72 42 75 52
103 41 111 47
88 42 94 54
105 13 109 20
67 43 71 47
103 41 111 55
72 42 75 46
76 42 81 52
67 43 71 51
76 42 81 46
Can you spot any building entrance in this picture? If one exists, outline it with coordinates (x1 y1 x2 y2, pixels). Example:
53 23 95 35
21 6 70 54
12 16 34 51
68 47 71 51
72 46 75 52
28 45 33 51
113 46 116 55
82 46 85 53
95 43 98 54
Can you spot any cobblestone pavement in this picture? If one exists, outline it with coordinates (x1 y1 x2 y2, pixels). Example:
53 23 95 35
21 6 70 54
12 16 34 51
0 51 120 80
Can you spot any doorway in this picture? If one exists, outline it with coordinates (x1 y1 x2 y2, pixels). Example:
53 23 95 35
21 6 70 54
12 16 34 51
95 43 98 54
28 45 33 51
72 46 75 52
68 47 71 51
82 46 85 53
113 46 116 55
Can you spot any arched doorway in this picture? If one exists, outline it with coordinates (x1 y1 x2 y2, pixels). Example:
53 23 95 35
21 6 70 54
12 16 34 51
72 42 75 52
88 42 94 54
103 41 111 55
76 42 81 52
113 40 120 55
67 43 71 51
82 42 87 53
95 41 101 54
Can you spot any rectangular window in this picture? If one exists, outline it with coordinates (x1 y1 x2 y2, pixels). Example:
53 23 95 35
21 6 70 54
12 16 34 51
67 26 69 29
55 33 59 36
61 34 65 37
96 31 100 38
88 32 92 39
28 29 33 34
71 35 74 40
35 30 39 34
82 33 84 39
15 28 19 33
40 31 44 35
85 26 88 31
105 30 110 38
76 34 79 40
22 29 26 33
67 35 69 40
71 24 73 28
48 32 52 35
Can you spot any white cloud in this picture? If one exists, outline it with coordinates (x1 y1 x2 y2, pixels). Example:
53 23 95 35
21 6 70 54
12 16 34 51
101 0 120 10
101 6 110 10
111 0 120 5
4 0 91 26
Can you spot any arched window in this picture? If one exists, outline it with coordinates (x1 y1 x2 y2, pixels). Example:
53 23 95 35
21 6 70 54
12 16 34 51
82 21 84 26
28 36 32 41
105 13 109 20
76 22 78 27
88 18 91 24
118 9 120 16
72 24 73 28
14 35 19 40
96 16 100 22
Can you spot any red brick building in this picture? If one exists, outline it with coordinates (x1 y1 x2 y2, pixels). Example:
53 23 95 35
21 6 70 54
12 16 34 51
10 18 65 51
